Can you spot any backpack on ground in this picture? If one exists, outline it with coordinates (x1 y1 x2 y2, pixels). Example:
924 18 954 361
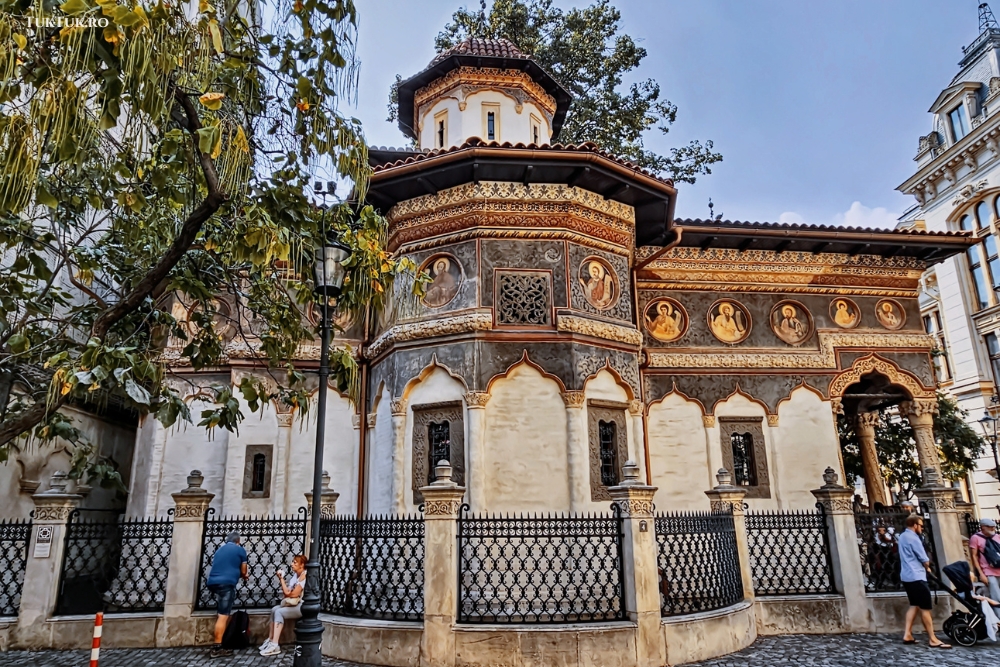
221 608 250 650
977 532 1000 569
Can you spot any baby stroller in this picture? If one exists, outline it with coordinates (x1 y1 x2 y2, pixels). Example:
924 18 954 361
938 561 990 647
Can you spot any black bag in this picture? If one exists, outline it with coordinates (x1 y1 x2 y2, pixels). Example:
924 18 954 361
976 532 1000 569
221 608 250 650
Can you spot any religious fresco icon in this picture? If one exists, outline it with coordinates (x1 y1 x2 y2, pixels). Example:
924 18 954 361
830 298 860 329
420 254 463 308
708 299 751 344
875 299 905 330
770 300 813 346
644 298 687 343
578 256 618 310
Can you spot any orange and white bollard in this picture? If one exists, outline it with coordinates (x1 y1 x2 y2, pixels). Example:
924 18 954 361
90 612 103 667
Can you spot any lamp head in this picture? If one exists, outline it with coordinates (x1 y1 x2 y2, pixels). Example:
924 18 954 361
313 239 351 299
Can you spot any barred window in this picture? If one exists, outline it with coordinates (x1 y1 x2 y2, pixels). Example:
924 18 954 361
599 421 617 486
412 402 465 503
428 421 451 484
251 454 266 492
588 401 628 501
242 445 273 499
731 433 756 487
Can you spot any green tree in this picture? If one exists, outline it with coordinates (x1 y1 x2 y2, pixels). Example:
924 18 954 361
0 0 418 482
388 0 722 184
837 393 985 500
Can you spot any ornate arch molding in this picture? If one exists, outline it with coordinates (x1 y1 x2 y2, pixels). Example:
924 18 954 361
711 384 777 426
774 382 828 412
828 353 933 401
485 350 567 395
581 361 636 402
400 354 470 402
946 183 1000 224
646 384 709 416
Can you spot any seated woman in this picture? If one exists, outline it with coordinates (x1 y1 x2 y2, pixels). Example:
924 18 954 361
259 554 307 657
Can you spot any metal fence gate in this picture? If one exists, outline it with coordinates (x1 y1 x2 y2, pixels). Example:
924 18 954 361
457 509 625 623
655 510 744 616
0 519 31 616
56 511 173 615
319 514 424 620
854 508 940 592
745 506 835 595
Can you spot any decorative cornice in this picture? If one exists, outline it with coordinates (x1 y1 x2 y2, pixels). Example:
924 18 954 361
915 487 957 511
612 496 656 517
396 227 628 257
423 498 464 516
646 331 934 371
464 391 491 407
562 390 586 408
30 501 80 521
171 501 214 519
365 311 493 358
556 314 642 347
414 67 557 117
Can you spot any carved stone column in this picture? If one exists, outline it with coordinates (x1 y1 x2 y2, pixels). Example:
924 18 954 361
609 462 664 667
899 398 943 484
811 467 871 632
419 461 466 667
464 392 490 512
629 400 648 483
563 390 589 511
16 472 82 647
274 408 294 514
158 470 215 646
854 411 887 507
390 397 408 514
704 469 753 602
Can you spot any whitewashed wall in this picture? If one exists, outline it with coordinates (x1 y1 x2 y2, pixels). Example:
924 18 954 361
770 388 841 509
418 90 551 149
647 393 714 512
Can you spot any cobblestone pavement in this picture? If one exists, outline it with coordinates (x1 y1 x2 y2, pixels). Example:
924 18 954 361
0 646 372 667
682 633 1000 666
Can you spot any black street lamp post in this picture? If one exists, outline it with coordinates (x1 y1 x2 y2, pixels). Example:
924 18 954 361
977 395 1000 490
294 191 351 667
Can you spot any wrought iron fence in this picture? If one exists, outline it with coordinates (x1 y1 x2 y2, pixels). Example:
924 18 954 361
457 509 625 623
964 512 981 539
745 507 835 595
655 511 744 616
56 511 173 615
854 509 940 592
196 509 307 610
319 514 424 620
0 519 31 616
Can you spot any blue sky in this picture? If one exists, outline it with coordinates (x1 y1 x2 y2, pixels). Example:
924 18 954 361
353 0 980 227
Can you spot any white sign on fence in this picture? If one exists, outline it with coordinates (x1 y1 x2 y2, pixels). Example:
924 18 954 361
33 525 53 558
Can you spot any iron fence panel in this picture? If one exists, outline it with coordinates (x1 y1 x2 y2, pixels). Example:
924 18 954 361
0 519 30 616
854 509 940 592
745 507 835 595
964 512 980 540
458 510 625 623
56 512 173 615
196 509 307 610
655 511 743 616
319 514 424 620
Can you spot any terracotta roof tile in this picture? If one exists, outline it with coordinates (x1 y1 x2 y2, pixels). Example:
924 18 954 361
674 217 970 238
429 38 529 67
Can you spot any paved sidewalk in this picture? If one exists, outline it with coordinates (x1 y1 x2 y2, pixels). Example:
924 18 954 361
0 646 371 667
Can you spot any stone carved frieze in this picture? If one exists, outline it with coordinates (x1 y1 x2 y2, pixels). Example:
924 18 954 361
814 497 855 513
422 498 465 516
464 392 491 407
365 312 493 359
562 391 586 408
709 500 746 516
829 354 933 399
31 503 77 521
556 314 642 346
397 226 626 257
613 497 656 516
172 503 212 519
391 399 408 416
496 271 553 326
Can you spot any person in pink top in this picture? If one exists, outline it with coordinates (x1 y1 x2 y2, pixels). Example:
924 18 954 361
970 517 1000 603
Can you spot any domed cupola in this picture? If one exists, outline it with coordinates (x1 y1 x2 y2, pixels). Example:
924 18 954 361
395 37 572 150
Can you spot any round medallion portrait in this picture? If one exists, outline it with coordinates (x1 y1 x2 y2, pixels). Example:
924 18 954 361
770 300 813 346
875 299 906 330
185 298 236 342
829 298 860 329
578 256 619 310
306 302 353 331
707 299 751 344
643 298 688 343
419 253 464 309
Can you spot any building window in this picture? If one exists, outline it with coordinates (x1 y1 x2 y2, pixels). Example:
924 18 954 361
961 214 974 232
411 402 464 503
986 234 1000 292
923 311 952 382
719 417 770 498
530 114 541 145
433 110 447 149
242 445 273 499
730 432 757 487
588 401 628 500
950 104 970 141
969 245 990 309
986 333 1000 391
978 200 993 229
482 103 500 142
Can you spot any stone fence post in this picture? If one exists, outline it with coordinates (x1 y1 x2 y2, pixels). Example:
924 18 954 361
915 469 968 582
419 460 465 667
811 467 870 632
158 470 215 647
15 472 82 648
303 471 339 559
704 469 754 602
608 461 664 667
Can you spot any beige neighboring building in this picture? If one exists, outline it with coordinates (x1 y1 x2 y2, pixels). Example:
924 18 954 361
899 3 1000 515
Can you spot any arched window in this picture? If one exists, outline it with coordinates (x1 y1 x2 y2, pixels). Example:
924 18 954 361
428 421 451 484
599 420 618 487
731 432 756 487
969 245 991 309
251 453 267 492
977 201 992 228
960 214 974 231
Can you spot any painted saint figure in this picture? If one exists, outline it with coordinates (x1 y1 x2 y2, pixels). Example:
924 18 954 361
645 299 684 342
710 301 748 343
422 256 460 308
772 302 811 345
876 300 904 329
832 299 859 328
580 259 616 309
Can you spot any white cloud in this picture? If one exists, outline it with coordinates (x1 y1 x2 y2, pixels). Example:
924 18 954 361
777 201 900 230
